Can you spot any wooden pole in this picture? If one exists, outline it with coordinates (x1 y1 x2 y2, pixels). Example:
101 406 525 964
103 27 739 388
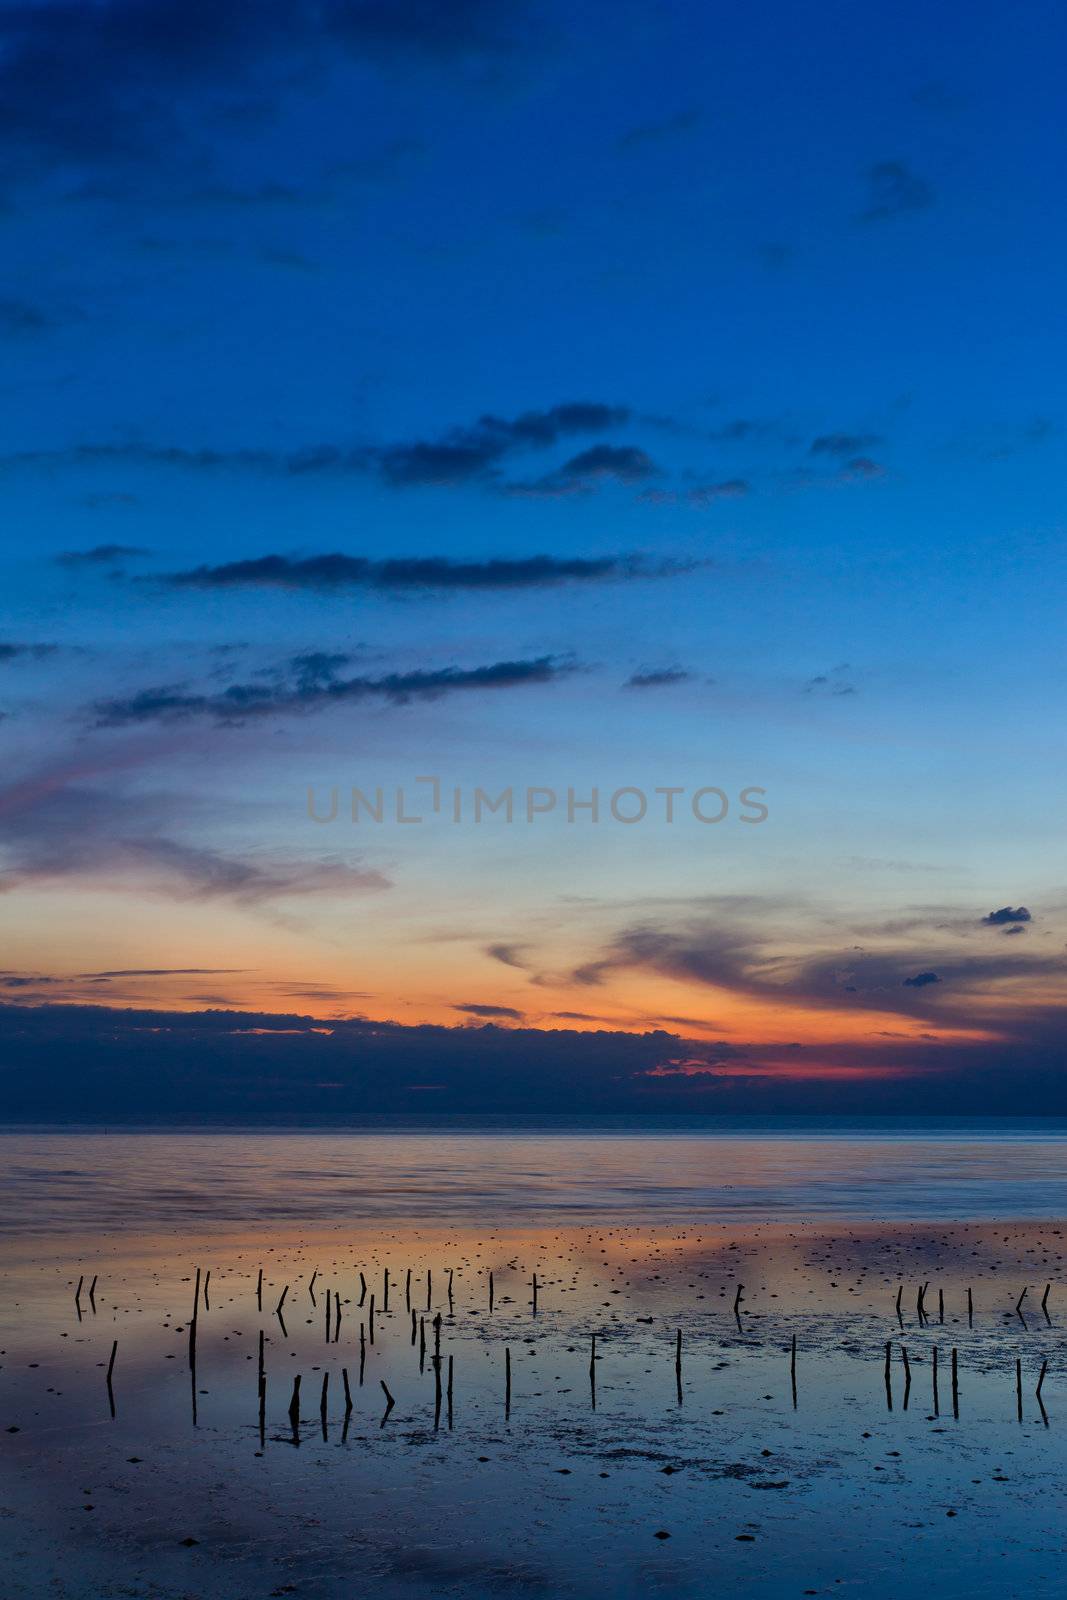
884 1341 893 1410
256 1268 263 1310
1016 1358 1023 1422
932 1345 940 1415
951 1347 959 1418
276 1284 289 1315
489 1271 494 1314
505 1346 511 1417
107 1340 118 1382
342 1366 353 1415
288 1374 301 1428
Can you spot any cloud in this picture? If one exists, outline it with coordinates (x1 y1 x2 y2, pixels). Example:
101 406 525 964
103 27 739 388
804 664 856 696
0 777 390 906
838 456 885 481
162 551 686 592
858 161 935 223
687 479 749 506
0 400 635 494
377 402 632 488
0 1 538 184
902 970 941 988
57 543 149 566
9 991 1067 1118
486 943 529 969
90 653 577 727
454 1003 524 1019
624 668 692 689
0 642 58 663
809 433 883 457
982 906 1031 927
0 297 62 336
508 444 661 497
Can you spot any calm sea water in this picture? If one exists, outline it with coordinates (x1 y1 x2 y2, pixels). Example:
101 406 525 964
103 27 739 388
3 1120 1066 1231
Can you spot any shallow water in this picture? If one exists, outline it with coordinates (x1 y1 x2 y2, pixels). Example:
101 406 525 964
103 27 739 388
3 1125 1067 1232
2 1131 1065 1598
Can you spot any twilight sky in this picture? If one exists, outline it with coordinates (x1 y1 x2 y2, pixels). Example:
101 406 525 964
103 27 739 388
2 0 1066 1114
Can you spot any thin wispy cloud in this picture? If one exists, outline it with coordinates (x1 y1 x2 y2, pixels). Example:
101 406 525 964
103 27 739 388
162 552 694 592
90 653 578 727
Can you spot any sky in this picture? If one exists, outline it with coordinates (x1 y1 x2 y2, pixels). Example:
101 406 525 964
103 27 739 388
1 0 1066 1116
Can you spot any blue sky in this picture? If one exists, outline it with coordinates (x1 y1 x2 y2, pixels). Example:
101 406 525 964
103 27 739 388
1 1 1065 1113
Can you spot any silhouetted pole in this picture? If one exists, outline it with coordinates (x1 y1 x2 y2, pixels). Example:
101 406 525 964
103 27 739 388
884 1341 893 1410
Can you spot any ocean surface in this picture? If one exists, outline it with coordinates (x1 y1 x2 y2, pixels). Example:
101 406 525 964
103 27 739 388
3 1122 1065 1599
3 1120 1066 1232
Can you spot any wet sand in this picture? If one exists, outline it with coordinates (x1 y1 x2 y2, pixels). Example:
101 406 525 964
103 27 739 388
2 1214 1064 1599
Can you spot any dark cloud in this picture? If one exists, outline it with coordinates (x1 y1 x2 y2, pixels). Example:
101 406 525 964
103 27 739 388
982 906 1031 926
0 400 634 495
0 297 61 336
839 456 885 481
0 641 58 663
91 653 576 727
687 479 749 505
902 970 941 988
509 444 661 497
78 967 245 977
804 664 856 696
454 1003 524 1019
809 433 883 457
163 551 685 592
57 543 149 566
624 668 692 689
377 402 632 488
858 161 935 223
0 1 538 184
8 994 1067 1118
